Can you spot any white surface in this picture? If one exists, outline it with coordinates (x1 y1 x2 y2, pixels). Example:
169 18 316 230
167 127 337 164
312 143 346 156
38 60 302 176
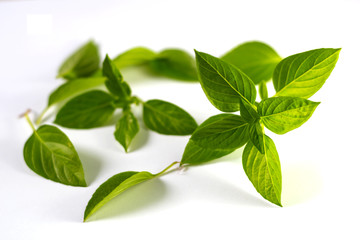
1 0 359 239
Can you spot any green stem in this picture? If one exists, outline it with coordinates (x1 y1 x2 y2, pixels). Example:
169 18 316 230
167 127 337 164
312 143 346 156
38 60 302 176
36 106 49 125
155 161 180 177
25 113 36 132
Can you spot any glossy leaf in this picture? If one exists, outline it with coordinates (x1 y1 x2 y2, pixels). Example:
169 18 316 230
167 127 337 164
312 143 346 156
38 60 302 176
195 50 257 112
113 47 157 69
143 99 197 135
55 90 115 129
273 48 341 98
258 97 320 134
259 81 268 100
23 124 86 187
57 41 100 80
242 135 282 206
114 111 139 152
191 114 250 150
221 41 281 84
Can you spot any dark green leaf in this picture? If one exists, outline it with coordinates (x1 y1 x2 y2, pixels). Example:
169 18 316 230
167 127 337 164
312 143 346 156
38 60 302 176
143 99 197 135
221 41 281 84
258 97 320 134
242 135 282 206
240 99 259 123
113 47 157 69
57 41 100 80
55 90 115 129
23 125 86 187
195 50 257 112
259 80 268 100
114 111 139 152
273 48 341 98
249 121 265 154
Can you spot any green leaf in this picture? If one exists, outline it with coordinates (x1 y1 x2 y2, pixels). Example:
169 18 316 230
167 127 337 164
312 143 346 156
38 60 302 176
273 48 341 98
54 90 115 129
249 121 265 154
242 135 282 206
259 80 268 100
57 41 100 80
195 50 257 112
113 47 157 69
114 111 139 152
258 97 320 134
149 49 198 81
23 124 86 187
103 55 131 99
221 41 282 85
48 77 106 107
84 171 154 221
143 99 197 135
191 114 250 150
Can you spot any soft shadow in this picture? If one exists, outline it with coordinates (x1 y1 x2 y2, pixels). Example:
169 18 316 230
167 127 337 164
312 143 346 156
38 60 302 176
128 127 149 152
76 147 103 185
86 179 166 222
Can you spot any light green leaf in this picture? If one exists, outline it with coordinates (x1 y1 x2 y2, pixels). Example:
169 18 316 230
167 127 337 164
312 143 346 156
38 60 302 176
258 97 320 134
195 50 257 112
57 41 100 80
249 121 265 154
259 80 268 100
273 48 341 98
191 114 250 150
54 90 115 129
143 99 197 135
113 47 157 69
221 41 281 84
242 135 282 206
114 111 139 152
23 124 86 187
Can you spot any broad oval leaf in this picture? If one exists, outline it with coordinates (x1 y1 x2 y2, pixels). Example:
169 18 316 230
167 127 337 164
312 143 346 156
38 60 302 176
242 135 282 206
221 41 281 84
273 48 341 98
55 90 115 129
191 114 250 150
23 125 86 187
195 50 256 112
113 47 157 69
84 171 154 221
143 99 197 135
57 41 100 80
258 96 320 134
114 111 139 152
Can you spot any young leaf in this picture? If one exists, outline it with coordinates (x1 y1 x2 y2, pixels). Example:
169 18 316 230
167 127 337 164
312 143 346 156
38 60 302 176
249 121 265 154
54 90 115 129
259 80 268 100
191 114 250 150
113 47 157 69
221 41 281 84
57 41 100 80
149 49 198 81
143 99 197 135
273 48 341 98
242 135 282 206
23 124 86 187
114 111 139 152
240 100 259 123
258 97 320 134
195 50 257 112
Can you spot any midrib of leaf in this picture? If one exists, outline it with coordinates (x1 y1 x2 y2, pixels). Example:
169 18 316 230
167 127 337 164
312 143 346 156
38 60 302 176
198 122 249 137
144 102 189 125
260 105 316 119
69 101 112 115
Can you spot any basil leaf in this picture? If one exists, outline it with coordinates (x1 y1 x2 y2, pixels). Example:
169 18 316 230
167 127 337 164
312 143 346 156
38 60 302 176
113 47 157 69
84 171 154 221
103 55 131 99
273 48 341 98
114 111 139 152
149 49 198 81
258 97 320 134
221 41 281 84
249 121 265 154
242 135 282 206
259 80 268 100
195 50 257 112
55 90 115 129
143 99 197 135
23 124 86 187
240 99 259 123
191 114 250 150
57 41 100 80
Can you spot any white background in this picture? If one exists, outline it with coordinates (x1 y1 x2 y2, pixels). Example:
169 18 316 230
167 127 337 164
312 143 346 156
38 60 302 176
1 0 359 239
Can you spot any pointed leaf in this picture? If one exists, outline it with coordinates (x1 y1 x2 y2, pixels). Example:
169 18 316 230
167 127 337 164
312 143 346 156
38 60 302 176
259 80 268 100
113 47 157 69
114 111 139 152
249 121 265 154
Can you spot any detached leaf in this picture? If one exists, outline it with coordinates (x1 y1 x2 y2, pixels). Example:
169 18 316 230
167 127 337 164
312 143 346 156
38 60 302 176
58 41 100 80
221 41 281 84
113 47 157 69
23 125 86 187
114 111 139 152
149 49 198 81
195 50 257 112
258 97 320 134
273 48 341 98
143 99 197 135
55 90 115 129
242 135 282 206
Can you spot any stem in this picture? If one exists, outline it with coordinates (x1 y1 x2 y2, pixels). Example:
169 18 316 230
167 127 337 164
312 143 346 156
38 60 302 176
36 107 49 125
155 161 180 177
24 113 36 132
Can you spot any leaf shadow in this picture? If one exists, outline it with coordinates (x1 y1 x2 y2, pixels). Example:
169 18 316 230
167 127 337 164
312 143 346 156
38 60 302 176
128 126 150 152
76 147 103 186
